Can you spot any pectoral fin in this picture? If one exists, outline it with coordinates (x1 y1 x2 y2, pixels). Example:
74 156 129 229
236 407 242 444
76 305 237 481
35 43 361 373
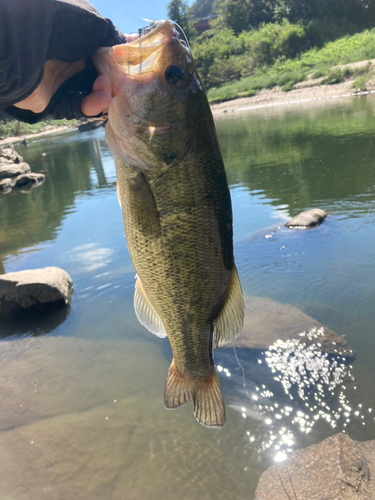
115 163 161 238
214 265 244 348
134 277 166 338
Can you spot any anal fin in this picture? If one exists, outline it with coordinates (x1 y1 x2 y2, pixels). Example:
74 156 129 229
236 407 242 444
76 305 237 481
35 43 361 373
134 277 166 338
214 265 244 348
164 361 225 429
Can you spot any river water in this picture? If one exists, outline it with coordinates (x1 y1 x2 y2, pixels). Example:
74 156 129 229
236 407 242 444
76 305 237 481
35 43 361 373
1 95 375 499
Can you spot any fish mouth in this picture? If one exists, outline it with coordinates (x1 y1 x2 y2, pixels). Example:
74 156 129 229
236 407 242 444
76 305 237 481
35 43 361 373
95 20 190 83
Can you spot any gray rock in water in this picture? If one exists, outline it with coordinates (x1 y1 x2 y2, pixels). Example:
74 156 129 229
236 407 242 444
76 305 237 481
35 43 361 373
0 177 16 192
232 296 353 358
0 162 31 180
78 119 106 132
286 208 327 228
0 147 23 164
255 433 375 499
0 267 73 317
15 172 46 187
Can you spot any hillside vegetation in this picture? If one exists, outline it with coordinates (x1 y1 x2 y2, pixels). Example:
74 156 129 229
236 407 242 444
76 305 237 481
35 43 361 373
168 0 375 102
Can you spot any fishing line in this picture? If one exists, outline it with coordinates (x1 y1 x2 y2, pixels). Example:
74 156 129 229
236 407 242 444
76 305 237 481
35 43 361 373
139 18 191 49
233 341 251 401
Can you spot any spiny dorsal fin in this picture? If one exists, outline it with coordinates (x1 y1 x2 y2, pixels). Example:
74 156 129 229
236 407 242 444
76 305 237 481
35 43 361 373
134 277 167 338
164 361 225 429
214 265 244 348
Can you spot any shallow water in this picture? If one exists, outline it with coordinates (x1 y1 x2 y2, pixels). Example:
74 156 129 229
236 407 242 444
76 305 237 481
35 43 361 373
1 95 375 499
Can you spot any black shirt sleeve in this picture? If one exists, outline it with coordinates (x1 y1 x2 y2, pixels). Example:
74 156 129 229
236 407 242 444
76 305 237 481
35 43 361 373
0 0 126 111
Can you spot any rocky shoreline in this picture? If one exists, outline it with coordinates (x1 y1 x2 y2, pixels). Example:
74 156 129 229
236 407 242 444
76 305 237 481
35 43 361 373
0 147 45 194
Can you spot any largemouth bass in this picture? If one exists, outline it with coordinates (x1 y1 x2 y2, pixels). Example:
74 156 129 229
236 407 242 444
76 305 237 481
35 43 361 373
93 21 244 428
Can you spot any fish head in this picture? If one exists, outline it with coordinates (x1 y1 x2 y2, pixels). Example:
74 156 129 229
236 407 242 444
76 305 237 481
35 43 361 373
93 21 206 172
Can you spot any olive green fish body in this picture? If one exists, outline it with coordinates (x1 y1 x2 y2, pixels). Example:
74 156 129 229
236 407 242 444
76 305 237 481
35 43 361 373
94 21 244 428
116 123 232 378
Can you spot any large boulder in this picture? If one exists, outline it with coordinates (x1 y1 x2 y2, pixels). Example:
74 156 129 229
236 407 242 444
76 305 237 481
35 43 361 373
255 433 375 499
0 147 23 164
232 296 353 358
286 208 327 229
0 161 31 180
0 267 73 317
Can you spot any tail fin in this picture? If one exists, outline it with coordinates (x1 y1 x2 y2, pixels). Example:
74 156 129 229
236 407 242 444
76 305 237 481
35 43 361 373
164 360 226 429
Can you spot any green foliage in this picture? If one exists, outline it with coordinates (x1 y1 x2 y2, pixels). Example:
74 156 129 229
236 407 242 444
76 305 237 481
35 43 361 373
191 21 306 88
321 69 344 85
190 0 216 18
205 27 375 102
0 118 76 139
351 76 368 90
167 0 196 40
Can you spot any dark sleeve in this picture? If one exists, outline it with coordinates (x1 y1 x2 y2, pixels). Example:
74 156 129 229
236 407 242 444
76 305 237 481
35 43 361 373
0 0 126 113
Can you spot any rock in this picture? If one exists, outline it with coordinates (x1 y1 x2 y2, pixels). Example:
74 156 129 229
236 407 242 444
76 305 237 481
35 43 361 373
78 119 106 132
0 177 16 192
254 433 375 499
232 296 353 357
0 267 73 317
0 147 23 163
14 172 46 187
0 336 250 500
20 138 29 147
286 208 327 228
0 161 31 179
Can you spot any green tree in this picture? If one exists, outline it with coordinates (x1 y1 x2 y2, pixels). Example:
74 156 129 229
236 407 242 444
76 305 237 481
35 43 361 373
211 0 277 34
167 0 195 40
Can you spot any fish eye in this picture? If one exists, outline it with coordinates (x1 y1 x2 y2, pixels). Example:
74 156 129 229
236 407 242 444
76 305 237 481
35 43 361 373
165 65 184 85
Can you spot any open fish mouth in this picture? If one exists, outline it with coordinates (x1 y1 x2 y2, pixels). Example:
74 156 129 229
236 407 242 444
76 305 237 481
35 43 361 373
95 20 190 83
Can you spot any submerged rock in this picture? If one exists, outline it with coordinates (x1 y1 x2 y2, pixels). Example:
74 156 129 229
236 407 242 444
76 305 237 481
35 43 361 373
0 336 250 500
286 208 327 228
0 177 16 192
15 172 46 187
0 267 73 317
233 296 353 358
0 161 31 180
255 433 375 499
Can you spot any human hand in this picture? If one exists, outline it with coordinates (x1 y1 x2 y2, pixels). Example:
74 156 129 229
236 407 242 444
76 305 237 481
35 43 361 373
14 59 112 117
13 33 138 119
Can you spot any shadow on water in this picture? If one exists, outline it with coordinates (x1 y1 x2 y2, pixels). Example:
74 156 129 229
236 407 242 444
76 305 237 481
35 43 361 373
0 304 71 338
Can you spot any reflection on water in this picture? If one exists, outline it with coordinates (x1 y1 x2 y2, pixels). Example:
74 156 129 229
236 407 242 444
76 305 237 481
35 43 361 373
1 96 375 498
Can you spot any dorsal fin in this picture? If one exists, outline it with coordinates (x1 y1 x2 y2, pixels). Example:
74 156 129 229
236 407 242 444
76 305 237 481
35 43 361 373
134 277 166 338
214 265 244 348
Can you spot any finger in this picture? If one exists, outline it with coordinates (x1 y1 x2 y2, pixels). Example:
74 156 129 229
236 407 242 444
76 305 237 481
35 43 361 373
81 90 111 116
92 74 112 95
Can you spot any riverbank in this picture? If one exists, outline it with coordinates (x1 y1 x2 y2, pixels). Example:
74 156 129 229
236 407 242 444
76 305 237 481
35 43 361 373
0 124 77 147
211 74 375 116
1 74 375 147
